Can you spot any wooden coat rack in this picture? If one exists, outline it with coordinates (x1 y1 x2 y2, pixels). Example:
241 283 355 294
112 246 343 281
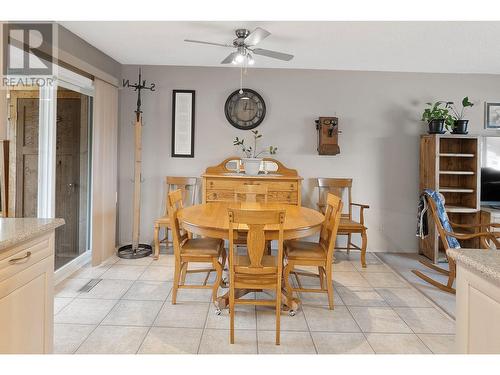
117 68 156 259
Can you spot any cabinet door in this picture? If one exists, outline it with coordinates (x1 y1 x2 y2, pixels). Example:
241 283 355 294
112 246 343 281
0 256 54 354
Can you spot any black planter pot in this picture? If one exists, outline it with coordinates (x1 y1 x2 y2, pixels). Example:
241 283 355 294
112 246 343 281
452 120 469 134
428 119 445 134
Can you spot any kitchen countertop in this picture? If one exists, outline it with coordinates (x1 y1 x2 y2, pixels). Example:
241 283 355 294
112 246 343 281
447 248 500 285
0 218 65 252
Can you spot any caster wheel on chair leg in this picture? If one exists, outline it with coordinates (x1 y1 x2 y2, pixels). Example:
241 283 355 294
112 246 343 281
215 308 222 316
288 310 296 317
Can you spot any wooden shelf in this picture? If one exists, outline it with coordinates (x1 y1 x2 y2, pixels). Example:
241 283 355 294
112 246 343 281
439 170 475 175
440 187 475 193
439 153 475 158
445 205 478 213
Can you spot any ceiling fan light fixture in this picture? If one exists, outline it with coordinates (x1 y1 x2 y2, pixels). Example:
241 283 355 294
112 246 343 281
234 53 245 64
247 54 255 65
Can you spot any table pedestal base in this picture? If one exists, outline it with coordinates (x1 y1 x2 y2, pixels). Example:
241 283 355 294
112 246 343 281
215 288 300 313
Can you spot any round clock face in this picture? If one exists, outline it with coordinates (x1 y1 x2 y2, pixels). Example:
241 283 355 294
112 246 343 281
224 89 266 130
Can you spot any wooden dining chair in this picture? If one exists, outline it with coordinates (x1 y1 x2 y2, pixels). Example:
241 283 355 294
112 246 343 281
234 184 269 203
317 178 369 267
283 193 342 310
413 192 500 294
169 189 226 310
228 208 286 345
153 176 198 260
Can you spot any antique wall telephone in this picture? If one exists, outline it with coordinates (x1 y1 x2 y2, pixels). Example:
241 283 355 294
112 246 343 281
315 116 340 155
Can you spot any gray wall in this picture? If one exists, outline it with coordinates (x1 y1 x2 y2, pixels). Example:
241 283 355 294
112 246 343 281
118 64 500 252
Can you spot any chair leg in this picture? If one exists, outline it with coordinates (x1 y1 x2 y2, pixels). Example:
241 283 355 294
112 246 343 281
212 258 223 307
229 285 235 344
275 285 281 346
172 259 181 304
325 262 334 310
447 258 456 289
180 262 188 285
411 269 456 294
360 230 368 268
318 266 325 290
346 234 351 255
153 224 160 260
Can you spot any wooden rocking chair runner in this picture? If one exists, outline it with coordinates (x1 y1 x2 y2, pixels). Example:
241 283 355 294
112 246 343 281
153 176 198 260
413 193 500 294
284 193 343 310
168 189 226 308
317 178 369 267
228 208 286 345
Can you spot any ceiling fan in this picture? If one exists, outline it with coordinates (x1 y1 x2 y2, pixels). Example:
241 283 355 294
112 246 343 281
184 27 294 65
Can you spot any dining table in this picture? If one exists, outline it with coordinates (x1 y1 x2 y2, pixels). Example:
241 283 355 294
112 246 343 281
178 201 325 312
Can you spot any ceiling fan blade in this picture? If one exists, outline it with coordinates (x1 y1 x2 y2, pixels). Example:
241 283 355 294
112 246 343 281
184 39 233 48
221 52 238 64
244 27 271 46
252 48 294 61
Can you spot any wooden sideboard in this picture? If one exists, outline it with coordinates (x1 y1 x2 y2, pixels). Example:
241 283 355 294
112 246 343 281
202 157 302 205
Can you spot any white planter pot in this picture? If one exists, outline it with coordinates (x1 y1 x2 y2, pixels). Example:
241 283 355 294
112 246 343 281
241 158 262 176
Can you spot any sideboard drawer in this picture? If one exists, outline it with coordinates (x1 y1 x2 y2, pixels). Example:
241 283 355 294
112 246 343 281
206 189 298 204
206 178 297 192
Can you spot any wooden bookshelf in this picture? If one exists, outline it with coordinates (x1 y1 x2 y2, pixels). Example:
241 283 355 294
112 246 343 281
419 134 481 263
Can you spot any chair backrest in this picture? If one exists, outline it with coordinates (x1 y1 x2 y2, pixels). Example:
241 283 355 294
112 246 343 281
163 176 198 216
319 193 343 262
317 178 352 219
228 209 285 277
424 192 460 250
168 189 188 258
234 184 269 203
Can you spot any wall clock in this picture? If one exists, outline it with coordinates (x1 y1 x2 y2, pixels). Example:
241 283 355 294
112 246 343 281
224 88 266 130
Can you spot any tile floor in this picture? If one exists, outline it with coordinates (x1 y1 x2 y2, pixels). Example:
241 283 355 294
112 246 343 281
53 250 455 354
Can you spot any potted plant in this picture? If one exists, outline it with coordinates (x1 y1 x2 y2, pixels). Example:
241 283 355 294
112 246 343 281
233 130 278 175
421 101 454 134
446 97 474 134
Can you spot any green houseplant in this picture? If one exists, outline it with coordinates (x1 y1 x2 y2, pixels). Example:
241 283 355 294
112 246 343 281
446 97 474 134
421 101 454 133
233 130 277 175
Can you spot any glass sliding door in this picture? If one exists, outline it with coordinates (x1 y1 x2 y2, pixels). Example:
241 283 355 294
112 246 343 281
54 87 92 269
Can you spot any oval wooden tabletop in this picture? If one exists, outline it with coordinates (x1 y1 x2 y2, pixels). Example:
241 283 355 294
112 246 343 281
178 202 325 240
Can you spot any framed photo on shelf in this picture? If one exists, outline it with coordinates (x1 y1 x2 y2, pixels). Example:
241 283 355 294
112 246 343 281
172 90 195 157
484 102 500 129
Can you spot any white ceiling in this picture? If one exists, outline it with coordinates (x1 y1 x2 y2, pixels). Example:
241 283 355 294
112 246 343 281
60 21 500 74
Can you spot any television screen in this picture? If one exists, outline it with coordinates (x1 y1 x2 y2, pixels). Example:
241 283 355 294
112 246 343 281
481 136 500 205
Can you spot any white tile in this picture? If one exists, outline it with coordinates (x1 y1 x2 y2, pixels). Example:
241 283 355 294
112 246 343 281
54 297 73 314
154 302 209 328
102 300 163 326
376 288 433 308
337 286 388 307
54 278 91 298
333 260 358 272
199 329 257 354
53 324 95 354
76 326 148 354
101 265 147 280
150 255 175 267
417 334 455 354
77 279 133 300
394 307 455 334
348 306 412 333
297 289 344 307
362 272 408 288
167 287 214 303
303 305 360 332
139 266 174 281
366 333 431 354
55 298 118 325
117 256 154 266
354 263 392 273
206 304 256 330
257 305 308 331
333 272 371 287
122 281 172 301
69 263 111 279
312 332 374 354
258 330 316 354
138 327 202 354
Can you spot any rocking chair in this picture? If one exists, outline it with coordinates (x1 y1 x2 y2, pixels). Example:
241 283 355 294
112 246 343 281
413 192 500 294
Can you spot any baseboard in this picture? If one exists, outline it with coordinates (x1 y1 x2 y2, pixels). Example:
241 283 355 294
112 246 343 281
54 251 91 285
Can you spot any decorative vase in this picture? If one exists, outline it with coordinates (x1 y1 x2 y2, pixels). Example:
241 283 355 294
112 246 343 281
241 158 262 176
428 119 445 134
452 120 469 134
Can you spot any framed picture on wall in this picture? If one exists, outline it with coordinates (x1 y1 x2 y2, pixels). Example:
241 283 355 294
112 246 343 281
172 90 195 157
484 102 500 129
